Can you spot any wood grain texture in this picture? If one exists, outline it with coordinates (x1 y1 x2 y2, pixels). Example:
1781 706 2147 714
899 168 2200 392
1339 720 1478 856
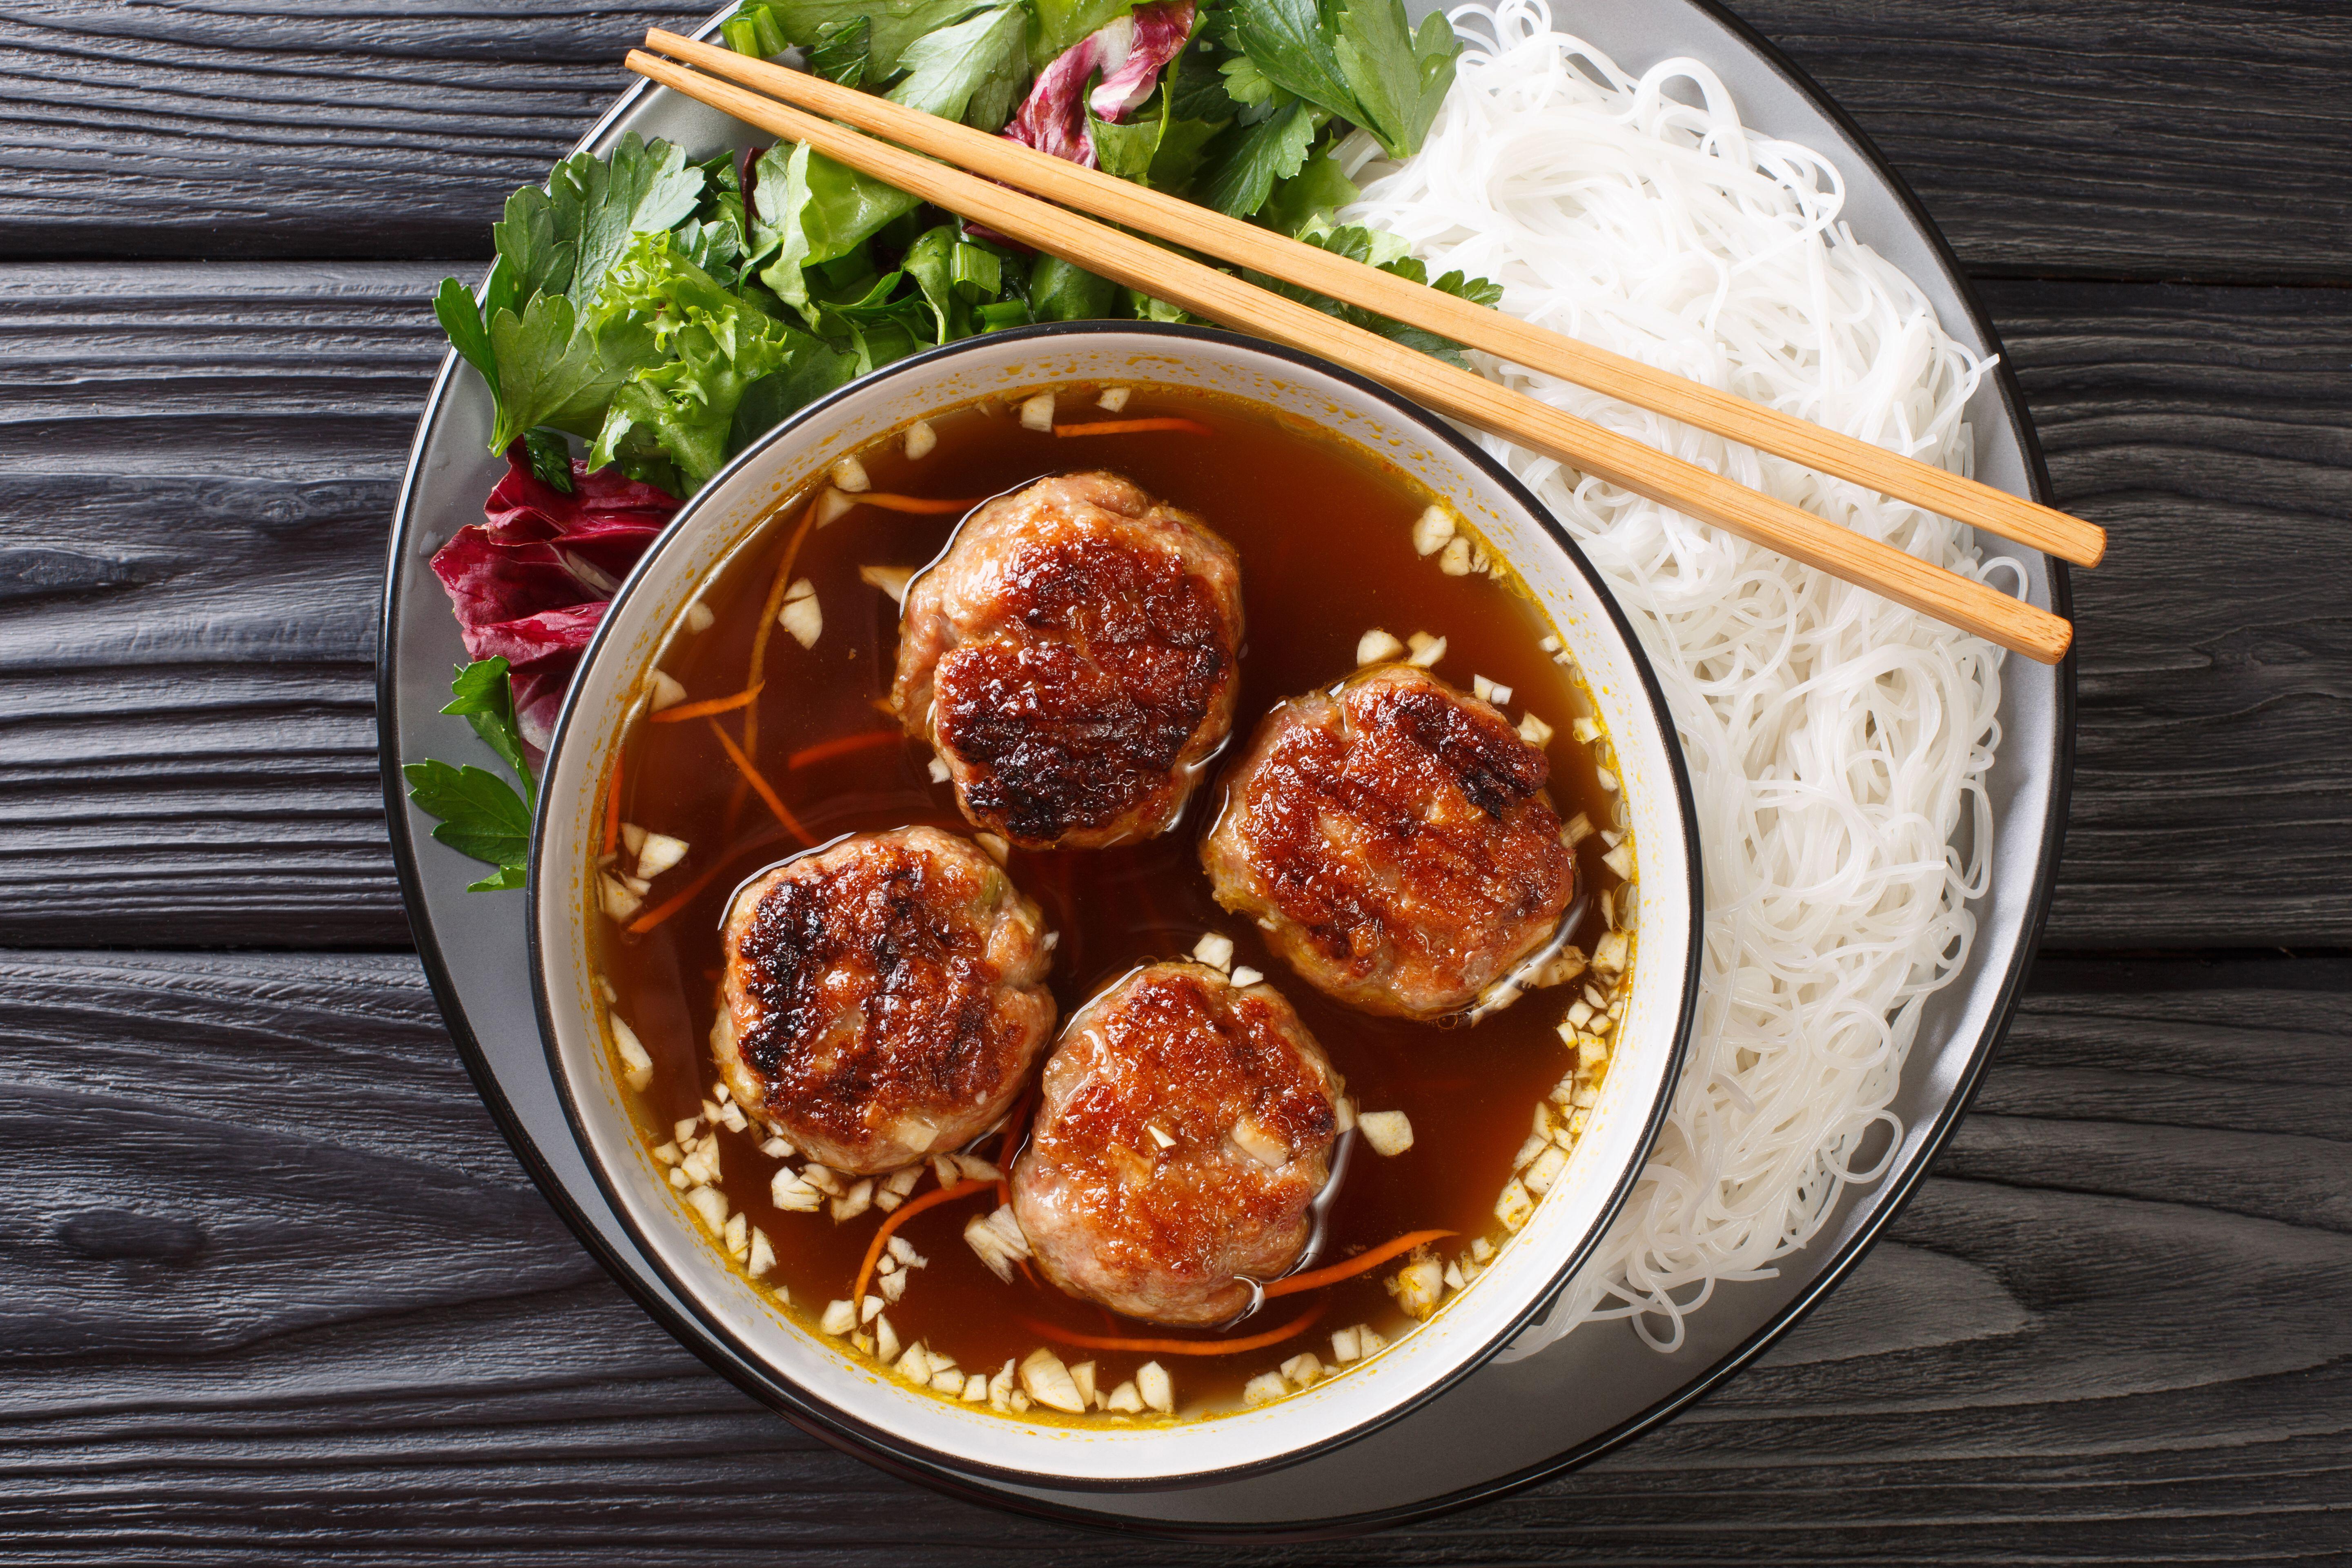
4 265 2346 947
0 948 2341 1559
2 1 2348 279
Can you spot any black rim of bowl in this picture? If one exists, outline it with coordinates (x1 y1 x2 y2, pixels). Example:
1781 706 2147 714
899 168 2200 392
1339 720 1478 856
521 318 1708 1495
374 0 2076 1534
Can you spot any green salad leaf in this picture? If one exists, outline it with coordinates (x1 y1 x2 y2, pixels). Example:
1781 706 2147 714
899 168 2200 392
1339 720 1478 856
1030 0 1136 60
762 0 999 84
891 0 1031 129
1198 94 1323 217
407 659 537 891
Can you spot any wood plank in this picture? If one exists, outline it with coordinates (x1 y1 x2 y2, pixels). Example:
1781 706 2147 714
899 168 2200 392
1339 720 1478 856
2 1 2348 279
3 264 2346 947
0 948 2342 1557
1980 280 2352 947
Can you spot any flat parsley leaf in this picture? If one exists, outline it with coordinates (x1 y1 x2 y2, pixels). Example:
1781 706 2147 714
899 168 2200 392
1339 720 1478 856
890 0 1031 130
442 656 537 800
1198 94 1322 218
408 662 539 891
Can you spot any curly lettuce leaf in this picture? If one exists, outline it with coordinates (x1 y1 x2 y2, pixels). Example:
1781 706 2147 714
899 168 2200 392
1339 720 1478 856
752 142 923 321
590 231 822 489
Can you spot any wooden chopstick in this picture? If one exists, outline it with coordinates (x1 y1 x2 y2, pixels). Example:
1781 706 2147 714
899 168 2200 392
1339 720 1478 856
624 47 2073 664
646 28 2105 572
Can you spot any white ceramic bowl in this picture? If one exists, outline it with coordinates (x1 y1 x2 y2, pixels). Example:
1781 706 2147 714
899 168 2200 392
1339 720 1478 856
530 323 1701 1488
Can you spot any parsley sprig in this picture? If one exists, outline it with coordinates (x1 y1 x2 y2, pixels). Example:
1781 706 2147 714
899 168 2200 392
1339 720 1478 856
404 659 537 892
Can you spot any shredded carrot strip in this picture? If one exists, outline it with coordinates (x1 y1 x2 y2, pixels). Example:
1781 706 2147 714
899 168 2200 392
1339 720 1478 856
1020 1302 1324 1357
843 492 980 514
853 1176 991 1312
708 719 813 847
602 757 623 855
1264 1229 1456 1299
647 684 762 723
1051 417 1214 437
786 728 904 771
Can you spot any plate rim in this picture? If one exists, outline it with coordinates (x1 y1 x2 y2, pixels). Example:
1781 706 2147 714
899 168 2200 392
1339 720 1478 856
374 0 2075 1537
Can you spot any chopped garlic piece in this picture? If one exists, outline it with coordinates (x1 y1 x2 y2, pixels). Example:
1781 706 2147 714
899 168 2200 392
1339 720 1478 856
1069 1361 1098 1408
931 1367 966 1396
1106 1380 1143 1414
1192 931 1234 971
1595 766 1619 793
962 1373 989 1402
1019 392 1056 431
1229 965 1263 988
644 669 687 713
874 1314 900 1364
770 1166 820 1212
887 1234 925 1266
895 1343 931 1384
1334 1096 1355 1133
1592 929 1631 975
931 1153 960 1189
685 600 715 633
1136 1361 1173 1414
1280 1353 1325 1388
1443 1260 1465 1290
952 1153 1002 1183
903 419 937 459
859 563 916 605
1390 1256 1443 1319
1518 712 1555 748
620 822 646 857
926 755 951 784
653 1142 681 1167
685 1185 728 1234
1411 506 1455 556
815 488 855 527
861 1294 884 1324
1603 843 1635 880
1231 1119 1288 1170
989 1359 1016 1410
1020 1348 1085 1412
635 832 688 880
1405 631 1447 668
1242 1371 1287 1407
1097 385 1130 412
830 454 870 492
1495 1178 1536 1231
1572 717 1601 744
820 1298 856 1335
1512 1133 1548 1171
800 1163 844 1197
760 1134 797 1159
779 580 822 648
975 833 1010 865
1356 1326 1386 1356
831 1178 874 1223
1357 1110 1414 1157
608 1015 653 1091
1357 628 1405 665
878 1270 907 1305
1472 675 1511 705
1438 536 1474 576
1523 1144 1568 1194
598 873 644 924
1330 1327 1361 1364
748 1227 776 1278
1560 811 1595 850
884 1168 923 1203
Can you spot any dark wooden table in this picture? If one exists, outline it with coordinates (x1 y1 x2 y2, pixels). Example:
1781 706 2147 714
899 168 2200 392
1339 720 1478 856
6 2 2349 1559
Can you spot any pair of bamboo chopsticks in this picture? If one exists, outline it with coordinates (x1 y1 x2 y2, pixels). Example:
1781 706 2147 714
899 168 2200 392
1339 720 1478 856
628 30 2088 663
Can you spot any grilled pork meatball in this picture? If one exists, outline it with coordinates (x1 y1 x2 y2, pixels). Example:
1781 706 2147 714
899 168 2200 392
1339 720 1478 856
713 826 1056 1175
1201 664 1576 1020
1011 962 1343 1326
892 470 1243 850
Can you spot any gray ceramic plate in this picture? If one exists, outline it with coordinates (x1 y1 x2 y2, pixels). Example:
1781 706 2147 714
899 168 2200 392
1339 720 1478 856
377 0 2071 1536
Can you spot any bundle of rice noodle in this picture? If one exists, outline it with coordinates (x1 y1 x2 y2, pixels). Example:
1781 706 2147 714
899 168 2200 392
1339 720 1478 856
1343 0 2010 1349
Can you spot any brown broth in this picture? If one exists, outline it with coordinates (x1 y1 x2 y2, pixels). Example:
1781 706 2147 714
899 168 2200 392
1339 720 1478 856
596 383 1630 1422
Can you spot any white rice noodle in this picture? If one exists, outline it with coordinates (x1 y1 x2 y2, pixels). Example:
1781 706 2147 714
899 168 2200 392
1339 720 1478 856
1346 0 2004 1350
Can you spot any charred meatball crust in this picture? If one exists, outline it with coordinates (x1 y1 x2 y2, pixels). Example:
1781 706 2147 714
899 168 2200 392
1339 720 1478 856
714 826 1056 1174
892 470 1243 850
1011 962 1342 1326
1201 664 1576 1020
